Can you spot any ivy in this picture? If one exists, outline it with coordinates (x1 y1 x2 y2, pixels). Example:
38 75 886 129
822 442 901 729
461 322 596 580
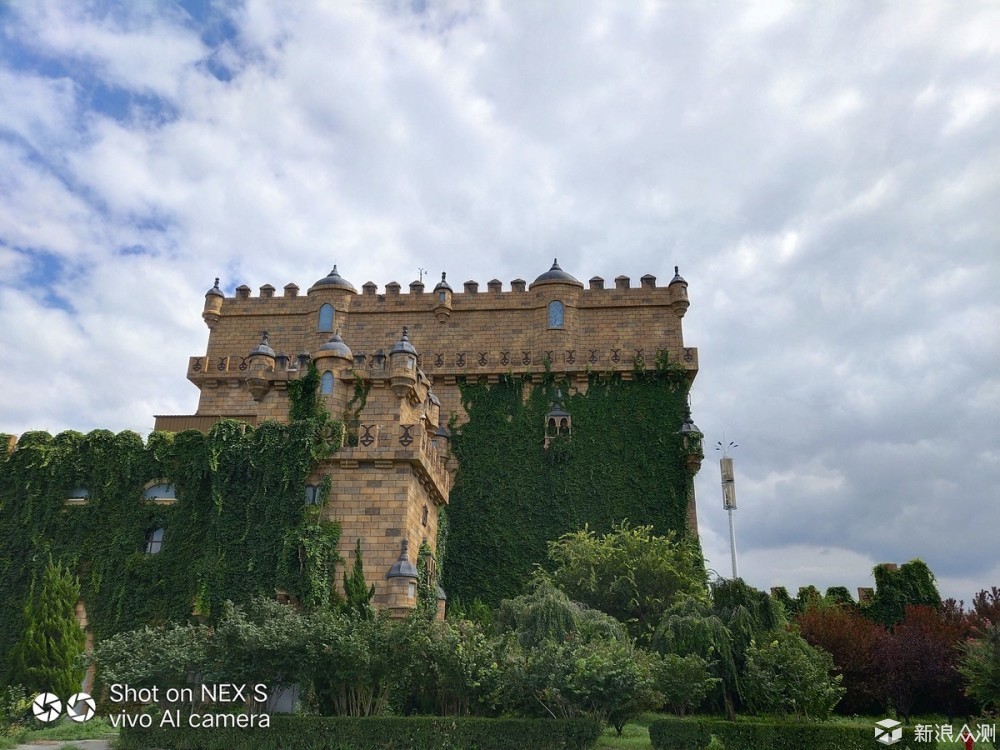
0 415 343 686
442 372 696 607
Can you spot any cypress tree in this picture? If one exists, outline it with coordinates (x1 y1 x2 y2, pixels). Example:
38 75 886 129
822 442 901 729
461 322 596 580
342 539 374 619
8 558 86 698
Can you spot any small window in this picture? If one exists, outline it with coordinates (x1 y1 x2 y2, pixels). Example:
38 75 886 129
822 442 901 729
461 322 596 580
144 527 165 554
548 300 564 328
318 304 334 332
67 487 89 505
304 484 321 505
143 482 176 501
421 504 429 527
438 291 446 303
321 371 334 394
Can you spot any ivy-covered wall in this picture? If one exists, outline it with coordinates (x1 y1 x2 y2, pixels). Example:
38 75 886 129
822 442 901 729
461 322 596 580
442 371 696 606
0 419 342 685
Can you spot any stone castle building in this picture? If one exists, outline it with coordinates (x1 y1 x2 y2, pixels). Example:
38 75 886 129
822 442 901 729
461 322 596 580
152 260 701 615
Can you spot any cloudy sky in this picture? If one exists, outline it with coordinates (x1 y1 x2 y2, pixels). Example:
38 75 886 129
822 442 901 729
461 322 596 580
1 1 997 603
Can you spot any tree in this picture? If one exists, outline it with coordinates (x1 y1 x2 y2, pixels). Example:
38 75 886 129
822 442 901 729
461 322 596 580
88 623 209 711
545 522 708 644
8 559 87 699
741 628 845 719
496 577 625 648
651 652 719 717
796 601 888 714
959 622 1000 713
876 605 968 721
865 560 941 627
342 539 374 620
654 595 739 718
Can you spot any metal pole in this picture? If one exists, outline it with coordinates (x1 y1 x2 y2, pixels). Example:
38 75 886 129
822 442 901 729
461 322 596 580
727 507 739 579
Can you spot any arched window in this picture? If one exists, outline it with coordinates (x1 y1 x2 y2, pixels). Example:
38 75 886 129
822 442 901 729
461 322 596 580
548 300 564 328
143 482 176 501
321 371 334 394
318 303 335 332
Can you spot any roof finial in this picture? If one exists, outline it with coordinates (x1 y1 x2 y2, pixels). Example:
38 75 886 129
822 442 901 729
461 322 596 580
261 330 269 345
675 265 679 274
213 277 220 289
402 325 409 340
441 272 446 281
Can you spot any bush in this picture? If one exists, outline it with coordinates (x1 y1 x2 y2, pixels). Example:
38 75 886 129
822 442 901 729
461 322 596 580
118 715 602 750
648 716 937 750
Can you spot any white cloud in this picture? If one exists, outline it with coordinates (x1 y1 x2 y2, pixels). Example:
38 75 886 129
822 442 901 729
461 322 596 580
1 0 998 603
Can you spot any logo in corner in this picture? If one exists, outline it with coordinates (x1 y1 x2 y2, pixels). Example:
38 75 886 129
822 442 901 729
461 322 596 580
875 718 903 746
66 692 96 722
31 692 62 723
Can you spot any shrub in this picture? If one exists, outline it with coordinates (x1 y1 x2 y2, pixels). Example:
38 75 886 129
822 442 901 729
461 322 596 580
118 715 602 750
649 716 937 750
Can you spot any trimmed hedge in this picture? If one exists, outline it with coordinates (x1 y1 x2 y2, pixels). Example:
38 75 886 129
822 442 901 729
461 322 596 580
649 716 938 750
118 714 603 750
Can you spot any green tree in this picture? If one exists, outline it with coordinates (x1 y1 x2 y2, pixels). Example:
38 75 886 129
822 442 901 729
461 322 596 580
342 540 374 620
8 559 87 699
207 599 311 711
88 622 209 711
865 560 941 627
959 622 1000 712
496 577 625 648
650 652 719 716
741 628 845 719
546 522 708 644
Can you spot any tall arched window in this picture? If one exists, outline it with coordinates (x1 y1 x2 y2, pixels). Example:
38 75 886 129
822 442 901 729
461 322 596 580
321 371 334 394
548 300 564 328
318 304 334 332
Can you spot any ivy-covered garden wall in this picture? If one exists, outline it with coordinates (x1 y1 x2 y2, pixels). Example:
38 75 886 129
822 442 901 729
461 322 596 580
442 371 696 606
0 418 342 685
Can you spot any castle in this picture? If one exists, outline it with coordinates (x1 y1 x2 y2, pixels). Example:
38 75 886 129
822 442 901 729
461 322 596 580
151 259 703 615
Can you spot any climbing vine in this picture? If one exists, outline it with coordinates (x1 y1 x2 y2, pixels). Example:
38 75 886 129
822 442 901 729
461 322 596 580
442 370 697 606
0 414 343 685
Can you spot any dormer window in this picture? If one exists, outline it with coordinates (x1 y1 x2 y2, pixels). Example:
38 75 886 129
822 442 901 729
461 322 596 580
318 303 335 332
548 300 564 329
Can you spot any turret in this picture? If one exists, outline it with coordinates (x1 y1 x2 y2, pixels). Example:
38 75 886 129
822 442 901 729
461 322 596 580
314 330 353 397
433 273 453 322
668 266 689 317
389 326 418 399
385 539 419 615
246 331 276 401
202 278 224 329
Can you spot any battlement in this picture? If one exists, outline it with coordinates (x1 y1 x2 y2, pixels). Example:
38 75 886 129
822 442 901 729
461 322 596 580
222 272 675 301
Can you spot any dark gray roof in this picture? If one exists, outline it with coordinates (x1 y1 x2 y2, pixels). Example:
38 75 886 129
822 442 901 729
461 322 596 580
318 331 352 359
205 277 224 297
433 272 453 292
311 265 357 292
670 265 688 286
531 258 583 289
390 326 418 356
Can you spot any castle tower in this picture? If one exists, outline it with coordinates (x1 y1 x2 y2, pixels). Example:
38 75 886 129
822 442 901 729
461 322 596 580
155 259 701 613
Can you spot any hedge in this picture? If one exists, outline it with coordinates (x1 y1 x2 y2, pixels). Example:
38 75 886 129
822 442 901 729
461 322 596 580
649 716 938 750
118 714 603 750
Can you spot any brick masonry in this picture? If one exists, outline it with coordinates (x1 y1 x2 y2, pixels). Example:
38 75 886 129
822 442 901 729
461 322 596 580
154 261 701 614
